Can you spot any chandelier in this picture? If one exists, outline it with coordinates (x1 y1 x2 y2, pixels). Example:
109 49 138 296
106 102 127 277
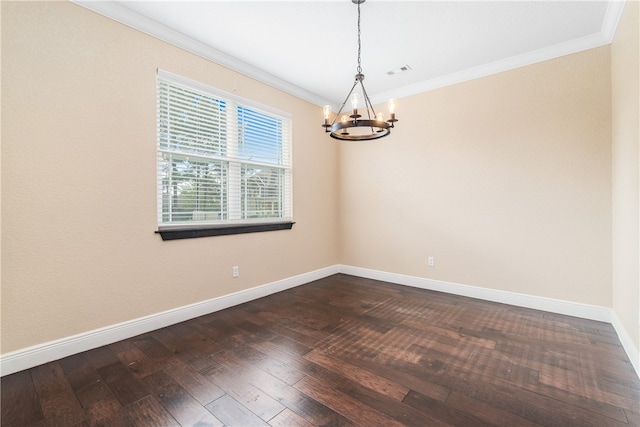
322 0 398 141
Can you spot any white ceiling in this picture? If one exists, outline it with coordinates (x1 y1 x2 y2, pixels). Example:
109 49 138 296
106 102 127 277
75 1 624 108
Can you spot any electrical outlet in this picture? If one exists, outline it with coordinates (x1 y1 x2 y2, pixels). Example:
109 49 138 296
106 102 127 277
232 266 239 278
428 256 435 267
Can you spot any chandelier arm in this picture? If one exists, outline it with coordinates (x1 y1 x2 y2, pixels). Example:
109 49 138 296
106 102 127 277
358 80 380 134
330 79 360 126
358 80 377 119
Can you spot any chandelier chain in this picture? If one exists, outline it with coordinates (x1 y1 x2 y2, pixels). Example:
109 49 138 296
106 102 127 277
357 0 362 74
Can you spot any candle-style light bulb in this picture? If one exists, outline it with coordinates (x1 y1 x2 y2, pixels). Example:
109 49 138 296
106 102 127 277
351 93 360 113
341 115 350 135
323 105 332 125
376 112 384 122
388 98 397 121
323 105 331 120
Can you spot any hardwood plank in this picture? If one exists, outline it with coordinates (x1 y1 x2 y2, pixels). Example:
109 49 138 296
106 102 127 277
198 317 244 339
162 355 225 406
39 390 86 427
401 320 497 350
330 346 452 402
0 370 44 426
265 319 327 348
30 361 71 400
115 347 161 379
597 357 640 379
228 305 271 326
304 350 409 401
253 369 355 427
63 362 103 395
140 370 223 426
84 395 133 427
202 363 285 421
124 396 179 427
254 355 306 385
210 347 353 427
82 346 120 370
96 362 149 406
322 363 457 427
149 328 194 355
132 335 175 361
518 379 628 422
268 334 313 357
294 375 412 427
73 374 113 409
171 330 223 372
257 336 455 405
403 389 497 427
109 339 136 354
205 394 269 427
436 364 632 427
598 371 640 399
267 408 315 427
58 352 92 375
444 391 542 427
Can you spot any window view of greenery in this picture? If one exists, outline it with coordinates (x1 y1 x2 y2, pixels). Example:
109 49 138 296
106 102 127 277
237 106 287 219
159 155 228 222
157 77 291 227
241 165 285 219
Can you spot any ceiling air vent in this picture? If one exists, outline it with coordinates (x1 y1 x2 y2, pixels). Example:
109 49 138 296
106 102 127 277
387 65 412 76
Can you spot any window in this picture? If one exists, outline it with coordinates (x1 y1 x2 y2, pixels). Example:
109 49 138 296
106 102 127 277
156 70 293 240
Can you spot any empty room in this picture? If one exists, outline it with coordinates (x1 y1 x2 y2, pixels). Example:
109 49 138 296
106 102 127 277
2 0 639 426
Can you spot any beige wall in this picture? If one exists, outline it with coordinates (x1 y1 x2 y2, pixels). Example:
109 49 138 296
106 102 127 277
612 0 640 353
1 2 339 353
0 0 631 360
339 46 612 306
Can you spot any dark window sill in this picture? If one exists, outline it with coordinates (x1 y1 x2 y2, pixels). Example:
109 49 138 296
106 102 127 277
155 222 294 241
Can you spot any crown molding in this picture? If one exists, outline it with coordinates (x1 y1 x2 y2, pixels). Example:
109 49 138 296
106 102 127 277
601 0 627 42
372 0 626 104
73 0 625 108
71 0 334 107
370 32 610 105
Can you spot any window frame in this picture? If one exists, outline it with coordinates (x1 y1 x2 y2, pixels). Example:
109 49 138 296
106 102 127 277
156 70 294 240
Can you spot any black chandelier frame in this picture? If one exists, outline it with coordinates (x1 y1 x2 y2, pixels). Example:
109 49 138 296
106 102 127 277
322 0 398 141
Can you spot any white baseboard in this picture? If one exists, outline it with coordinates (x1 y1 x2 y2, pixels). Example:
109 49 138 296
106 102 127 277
339 265 640 378
3 264 638 381
339 265 612 322
611 310 640 378
0 265 339 376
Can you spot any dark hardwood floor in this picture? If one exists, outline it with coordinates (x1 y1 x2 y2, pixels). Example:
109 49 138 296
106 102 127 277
2 274 639 426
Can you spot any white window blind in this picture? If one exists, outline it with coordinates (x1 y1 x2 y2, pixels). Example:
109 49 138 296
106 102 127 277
157 70 292 229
